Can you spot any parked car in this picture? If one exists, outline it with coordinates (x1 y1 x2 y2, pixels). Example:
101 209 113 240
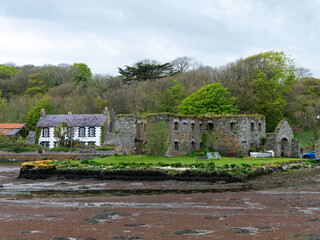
302 151 315 159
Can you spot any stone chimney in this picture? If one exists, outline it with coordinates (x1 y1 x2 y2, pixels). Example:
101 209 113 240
40 108 46 117
102 107 109 115
68 111 72 115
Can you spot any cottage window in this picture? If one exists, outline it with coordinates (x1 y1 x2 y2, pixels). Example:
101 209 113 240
67 128 73 138
87 141 96 146
79 127 86 137
40 141 50 148
43 128 49 137
89 127 95 137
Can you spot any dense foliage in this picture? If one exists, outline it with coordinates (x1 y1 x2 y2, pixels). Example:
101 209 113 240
179 83 238 115
118 59 179 83
0 52 319 147
146 120 168 155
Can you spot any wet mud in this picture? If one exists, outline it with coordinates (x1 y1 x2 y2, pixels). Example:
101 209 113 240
0 164 320 239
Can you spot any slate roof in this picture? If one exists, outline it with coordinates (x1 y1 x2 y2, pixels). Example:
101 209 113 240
36 114 107 127
0 123 26 136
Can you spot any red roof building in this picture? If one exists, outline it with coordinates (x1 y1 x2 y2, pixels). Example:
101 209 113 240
0 123 26 140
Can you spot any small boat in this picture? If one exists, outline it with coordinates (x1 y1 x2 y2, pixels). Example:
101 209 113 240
250 151 274 158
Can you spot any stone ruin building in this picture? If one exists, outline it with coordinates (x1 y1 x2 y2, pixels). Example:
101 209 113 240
111 113 300 157
265 119 300 158
110 113 296 157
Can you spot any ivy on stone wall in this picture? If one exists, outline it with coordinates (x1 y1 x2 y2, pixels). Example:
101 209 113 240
200 131 216 151
101 122 106 144
146 120 168 156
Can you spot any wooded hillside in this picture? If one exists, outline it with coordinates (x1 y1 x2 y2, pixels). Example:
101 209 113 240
0 52 319 147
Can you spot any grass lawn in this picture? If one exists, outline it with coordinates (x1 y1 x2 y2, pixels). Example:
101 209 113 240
93 155 304 167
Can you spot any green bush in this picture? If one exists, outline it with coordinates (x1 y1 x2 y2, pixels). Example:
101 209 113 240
207 162 215 168
146 120 168 156
241 163 251 168
0 135 38 152
95 145 114 151
69 161 80 167
173 162 182 168
230 163 237 168
81 159 89 164
196 162 205 168
305 159 319 165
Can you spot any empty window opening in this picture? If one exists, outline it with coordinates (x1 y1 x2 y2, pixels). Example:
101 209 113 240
174 122 179 130
207 123 214 130
191 123 195 131
230 122 236 130
251 123 255 131
191 141 196 151
174 141 179 150
258 123 262 131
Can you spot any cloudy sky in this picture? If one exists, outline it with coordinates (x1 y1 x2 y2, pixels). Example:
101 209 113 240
0 0 319 76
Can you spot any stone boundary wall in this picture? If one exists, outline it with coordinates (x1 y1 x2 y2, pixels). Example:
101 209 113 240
0 150 114 162
19 169 246 183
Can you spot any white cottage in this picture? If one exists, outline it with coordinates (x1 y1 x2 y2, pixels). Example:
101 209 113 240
36 110 107 148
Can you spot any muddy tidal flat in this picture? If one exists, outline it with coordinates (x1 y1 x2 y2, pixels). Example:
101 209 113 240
0 164 320 240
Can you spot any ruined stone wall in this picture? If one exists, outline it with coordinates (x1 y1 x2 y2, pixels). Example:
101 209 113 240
114 116 138 155
163 115 202 157
113 114 300 158
266 119 298 157
291 139 301 158
211 115 265 156
139 114 266 157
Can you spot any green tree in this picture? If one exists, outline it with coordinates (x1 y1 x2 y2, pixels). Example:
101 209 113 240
293 79 320 146
118 59 179 83
252 71 287 132
179 83 239 115
25 73 48 96
211 51 298 131
92 96 109 113
0 64 18 79
159 79 186 113
54 121 69 147
249 52 297 131
72 63 92 83
26 97 54 130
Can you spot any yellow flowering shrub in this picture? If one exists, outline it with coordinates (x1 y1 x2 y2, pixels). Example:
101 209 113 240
21 160 56 170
